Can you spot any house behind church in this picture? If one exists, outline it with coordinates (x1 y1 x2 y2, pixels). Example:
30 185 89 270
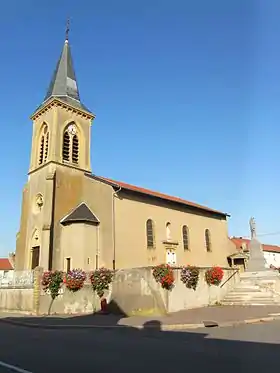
230 237 280 269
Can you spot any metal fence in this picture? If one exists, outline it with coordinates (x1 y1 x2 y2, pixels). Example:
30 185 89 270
0 270 34 289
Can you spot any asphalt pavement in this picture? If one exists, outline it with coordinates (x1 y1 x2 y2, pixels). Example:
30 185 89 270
0 320 280 372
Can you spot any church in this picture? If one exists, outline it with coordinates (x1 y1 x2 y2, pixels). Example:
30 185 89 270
15 31 236 272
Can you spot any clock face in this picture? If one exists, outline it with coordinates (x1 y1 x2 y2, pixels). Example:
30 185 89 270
68 124 77 136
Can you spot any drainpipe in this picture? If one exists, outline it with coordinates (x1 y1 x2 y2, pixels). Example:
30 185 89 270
112 185 122 270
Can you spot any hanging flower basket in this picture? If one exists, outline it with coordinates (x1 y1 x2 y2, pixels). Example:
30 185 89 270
205 266 224 286
90 267 114 298
41 270 64 315
180 266 200 290
153 264 175 291
64 269 86 292
42 270 64 299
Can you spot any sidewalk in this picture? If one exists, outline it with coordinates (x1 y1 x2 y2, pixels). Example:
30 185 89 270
1 305 280 330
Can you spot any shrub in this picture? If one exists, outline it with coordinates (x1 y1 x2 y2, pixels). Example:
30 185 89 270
180 266 200 290
153 264 175 290
205 266 224 286
64 269 86 292
90 267 114 298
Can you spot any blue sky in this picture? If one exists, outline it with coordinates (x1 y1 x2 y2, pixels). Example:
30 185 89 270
0 0 280 256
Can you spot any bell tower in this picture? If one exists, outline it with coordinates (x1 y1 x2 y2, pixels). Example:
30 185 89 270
29 26 94 174
15 25 95 270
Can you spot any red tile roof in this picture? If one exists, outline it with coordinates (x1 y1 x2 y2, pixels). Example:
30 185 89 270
231 237 280 254
96 176 228 217
0 258 13 270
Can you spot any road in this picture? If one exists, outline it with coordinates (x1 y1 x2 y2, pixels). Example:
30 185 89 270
0 320 279 372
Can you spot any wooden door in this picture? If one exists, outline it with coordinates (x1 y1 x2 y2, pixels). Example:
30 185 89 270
31 246 40 269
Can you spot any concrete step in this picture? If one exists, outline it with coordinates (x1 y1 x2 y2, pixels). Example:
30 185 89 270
233 287 262 292
224 293 273 298
235 284 260 289
223 298 277 303
222 300 279 306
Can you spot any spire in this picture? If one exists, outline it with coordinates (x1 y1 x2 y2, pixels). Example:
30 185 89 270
42 21 91 113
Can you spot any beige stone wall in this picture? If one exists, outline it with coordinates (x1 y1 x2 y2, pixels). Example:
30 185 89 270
52 171 114 270
15 184 30 270
82 176 114 269
52 166 85 269
0 288 34 313
15 164 56 270
60 223 98 271
114 192 232 269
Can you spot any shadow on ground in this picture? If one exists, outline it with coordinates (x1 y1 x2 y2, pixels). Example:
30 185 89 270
0 312 279 373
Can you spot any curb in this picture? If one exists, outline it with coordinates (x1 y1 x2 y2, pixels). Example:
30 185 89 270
0 315 280 330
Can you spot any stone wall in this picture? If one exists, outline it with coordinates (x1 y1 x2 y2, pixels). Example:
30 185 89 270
0 288 34 313
167 267 240 313
0 266 240 316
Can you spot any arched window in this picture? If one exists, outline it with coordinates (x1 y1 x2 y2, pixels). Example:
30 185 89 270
182 225 189 251
146 219 155 248
38 123 49 165
205 229 211 252
62 123 79 165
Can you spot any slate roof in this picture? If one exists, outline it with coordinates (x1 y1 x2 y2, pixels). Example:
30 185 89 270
35 38 91 115
61 203 99 225
91 175 228 217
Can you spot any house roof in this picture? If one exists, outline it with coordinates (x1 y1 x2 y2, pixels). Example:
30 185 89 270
92 175 229 217
0 258 13 270
230 237 280 254
60 202 100 226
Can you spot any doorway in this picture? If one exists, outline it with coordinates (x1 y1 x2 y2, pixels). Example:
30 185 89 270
31 246 40 269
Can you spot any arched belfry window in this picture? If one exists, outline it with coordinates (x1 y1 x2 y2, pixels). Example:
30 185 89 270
38 123 49 165
62 123 79 165
146 219 155 248
205 229 211 252
182 225 190 251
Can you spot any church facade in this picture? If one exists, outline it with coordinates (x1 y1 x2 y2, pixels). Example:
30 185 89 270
15 34 235 272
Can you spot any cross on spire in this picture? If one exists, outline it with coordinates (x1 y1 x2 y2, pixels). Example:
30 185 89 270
65 18 70 41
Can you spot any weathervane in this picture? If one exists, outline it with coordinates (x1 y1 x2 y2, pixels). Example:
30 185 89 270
65 18 70 41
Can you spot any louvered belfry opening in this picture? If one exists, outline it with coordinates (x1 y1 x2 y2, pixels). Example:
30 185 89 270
146 219 155 248
62 124 79 165
72 134 79 164
38 124 49 166
38 136 45 165
44 132 49 162
62 131 70 162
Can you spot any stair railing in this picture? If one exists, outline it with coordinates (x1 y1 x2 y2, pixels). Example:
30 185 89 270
220 269 239 289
